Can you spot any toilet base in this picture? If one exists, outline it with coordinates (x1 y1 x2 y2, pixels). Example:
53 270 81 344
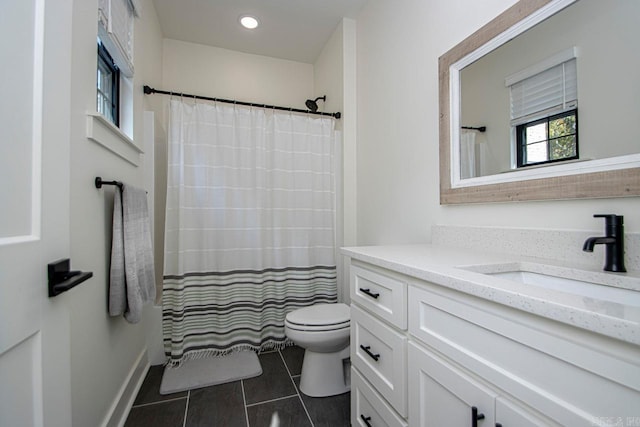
299 346 350 397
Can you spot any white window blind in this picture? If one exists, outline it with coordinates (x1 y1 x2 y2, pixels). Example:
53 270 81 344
509 58 577 126
97 0 137 77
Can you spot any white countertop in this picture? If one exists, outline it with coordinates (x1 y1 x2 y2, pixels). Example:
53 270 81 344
341 244 640 345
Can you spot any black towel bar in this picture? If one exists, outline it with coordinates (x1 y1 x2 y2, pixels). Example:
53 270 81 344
95 177 123 191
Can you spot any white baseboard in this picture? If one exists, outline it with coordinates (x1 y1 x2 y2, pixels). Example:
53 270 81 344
101 347 150 427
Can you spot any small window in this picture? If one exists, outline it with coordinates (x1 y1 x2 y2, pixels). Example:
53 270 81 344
97 41 120 126
516 109 578 167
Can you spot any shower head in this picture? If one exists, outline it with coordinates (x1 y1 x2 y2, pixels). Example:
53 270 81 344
305 96 326 112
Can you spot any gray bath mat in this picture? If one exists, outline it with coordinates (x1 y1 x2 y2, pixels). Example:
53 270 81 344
160 351 262 395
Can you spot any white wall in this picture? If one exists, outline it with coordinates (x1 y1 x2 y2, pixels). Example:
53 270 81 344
313 19 357 303
355 0 640 247
314 23 345 127
162 39 314 106
68 0 163 425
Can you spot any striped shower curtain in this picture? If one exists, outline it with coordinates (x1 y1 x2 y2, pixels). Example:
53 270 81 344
163 99 338 365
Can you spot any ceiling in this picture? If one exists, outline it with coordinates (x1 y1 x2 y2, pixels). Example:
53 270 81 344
152 0 368 64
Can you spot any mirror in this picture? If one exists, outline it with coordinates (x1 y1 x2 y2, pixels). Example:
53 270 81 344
439 0 640 204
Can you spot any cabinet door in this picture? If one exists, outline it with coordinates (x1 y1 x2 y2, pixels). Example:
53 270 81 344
408 342 496 427
495 397 561 427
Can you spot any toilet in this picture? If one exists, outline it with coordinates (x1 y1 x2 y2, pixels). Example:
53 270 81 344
284 303 351 397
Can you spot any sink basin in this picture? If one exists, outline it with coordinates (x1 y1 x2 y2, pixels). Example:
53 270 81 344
462 262 640 307
488 270 639 306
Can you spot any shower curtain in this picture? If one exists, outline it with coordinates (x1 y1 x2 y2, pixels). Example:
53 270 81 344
460 130 477 179
460 130 490 178
163 99 338 365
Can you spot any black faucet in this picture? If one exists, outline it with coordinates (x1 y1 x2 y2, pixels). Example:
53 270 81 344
583 214 626 272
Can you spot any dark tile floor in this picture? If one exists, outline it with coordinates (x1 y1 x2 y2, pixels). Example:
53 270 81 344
125 346 350 427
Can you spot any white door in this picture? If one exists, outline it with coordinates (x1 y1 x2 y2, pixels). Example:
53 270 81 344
0 0 73 426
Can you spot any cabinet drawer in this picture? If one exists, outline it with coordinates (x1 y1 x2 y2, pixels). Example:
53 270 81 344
352 304 407 416
350 264 407 329
352 368 407 427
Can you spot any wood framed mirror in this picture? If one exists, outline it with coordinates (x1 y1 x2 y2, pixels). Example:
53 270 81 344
439 0 640 204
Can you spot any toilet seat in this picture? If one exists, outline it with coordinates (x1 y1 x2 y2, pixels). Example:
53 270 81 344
285 303 350 332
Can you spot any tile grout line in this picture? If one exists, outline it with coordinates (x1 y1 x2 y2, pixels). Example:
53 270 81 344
182 390 190 427
244 393 300 408
131 395 188 408
278 349 315 427
241 379 251 427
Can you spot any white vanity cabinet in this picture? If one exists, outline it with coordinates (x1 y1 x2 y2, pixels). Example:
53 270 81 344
350 262 409 426
347 256 640 427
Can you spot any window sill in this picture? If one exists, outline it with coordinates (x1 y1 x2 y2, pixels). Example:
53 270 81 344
86 112 143 166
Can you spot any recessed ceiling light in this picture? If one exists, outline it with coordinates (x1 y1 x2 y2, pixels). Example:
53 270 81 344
239 15 259 30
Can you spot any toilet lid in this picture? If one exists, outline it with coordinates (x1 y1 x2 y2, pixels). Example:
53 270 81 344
285 303 350 327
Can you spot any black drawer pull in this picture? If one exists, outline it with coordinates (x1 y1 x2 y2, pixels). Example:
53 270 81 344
360 414 372 427
359 288 380 299
360 345 380 362
496 424 503 427
472 406 485 427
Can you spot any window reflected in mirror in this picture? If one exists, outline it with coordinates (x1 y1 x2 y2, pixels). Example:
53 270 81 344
517 110 578 168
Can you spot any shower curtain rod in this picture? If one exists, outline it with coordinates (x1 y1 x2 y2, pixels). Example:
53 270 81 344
143 85 341 119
